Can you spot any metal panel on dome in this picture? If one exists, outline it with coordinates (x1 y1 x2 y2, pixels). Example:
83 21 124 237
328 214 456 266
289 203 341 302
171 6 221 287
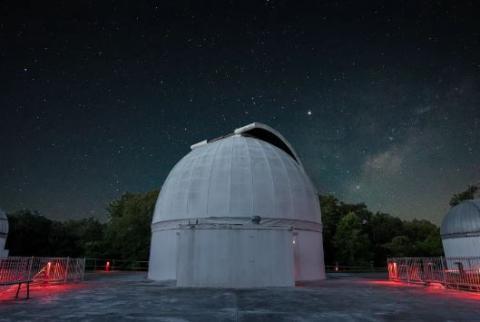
441 199 480 238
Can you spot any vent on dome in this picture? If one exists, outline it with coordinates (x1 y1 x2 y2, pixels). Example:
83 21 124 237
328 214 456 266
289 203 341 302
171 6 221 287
241 128 297 162
234 123 301 165
191 123 302 166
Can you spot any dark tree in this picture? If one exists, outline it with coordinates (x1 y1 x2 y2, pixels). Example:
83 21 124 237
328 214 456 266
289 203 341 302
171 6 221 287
6 210 105 257
449 185 479 206
334 212 373 266
104 190 159 261
383 236 412 257
319 195 345 265
63 218 106 257
6 210 53 256
320 194 443 267
368 212 404 265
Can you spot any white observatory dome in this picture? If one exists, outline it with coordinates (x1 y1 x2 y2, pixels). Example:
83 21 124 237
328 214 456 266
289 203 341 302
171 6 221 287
441 199 480 259
152 133 320 225
441 199 480 238
148 123 325 287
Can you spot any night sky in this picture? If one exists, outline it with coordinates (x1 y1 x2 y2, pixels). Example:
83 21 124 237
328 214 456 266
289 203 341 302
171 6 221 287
1 1 479 224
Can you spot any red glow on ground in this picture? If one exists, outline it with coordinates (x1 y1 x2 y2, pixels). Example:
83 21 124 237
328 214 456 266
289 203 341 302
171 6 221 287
427 282 445 289
362 280 415 288
362 279 480 301
0 285 20 301
0 283 85 302
422 284 480 301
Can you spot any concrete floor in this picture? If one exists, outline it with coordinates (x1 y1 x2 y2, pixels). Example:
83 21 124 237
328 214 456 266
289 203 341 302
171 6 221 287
1 272 480 321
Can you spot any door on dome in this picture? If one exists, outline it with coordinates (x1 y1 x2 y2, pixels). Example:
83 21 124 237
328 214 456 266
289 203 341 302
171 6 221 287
293 232 300 282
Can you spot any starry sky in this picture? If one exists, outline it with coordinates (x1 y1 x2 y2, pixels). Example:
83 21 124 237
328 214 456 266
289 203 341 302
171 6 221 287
0 1 479 224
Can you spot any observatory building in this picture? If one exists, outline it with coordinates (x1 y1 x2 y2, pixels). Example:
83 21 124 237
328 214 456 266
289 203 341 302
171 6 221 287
441 199 480 259
148 123 325 287
0 209 9 257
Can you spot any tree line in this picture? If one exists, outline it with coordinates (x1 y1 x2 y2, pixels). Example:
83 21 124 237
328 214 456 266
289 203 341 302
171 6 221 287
321 195 442 267
5 190 158 261
4 185 477 266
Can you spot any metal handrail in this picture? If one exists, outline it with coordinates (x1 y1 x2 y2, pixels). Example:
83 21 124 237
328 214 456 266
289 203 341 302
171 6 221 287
84 258 149 271
388 256 480 291
0 256 85 286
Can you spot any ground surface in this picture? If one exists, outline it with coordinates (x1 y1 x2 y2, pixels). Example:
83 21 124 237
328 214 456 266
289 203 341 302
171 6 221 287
1 272 480 321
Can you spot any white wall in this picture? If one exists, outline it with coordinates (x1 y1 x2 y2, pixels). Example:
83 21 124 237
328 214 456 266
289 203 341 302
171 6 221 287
176 227 294 287
443 236 480 270
148 225 325 285
148 229 178 281
294 230 325 281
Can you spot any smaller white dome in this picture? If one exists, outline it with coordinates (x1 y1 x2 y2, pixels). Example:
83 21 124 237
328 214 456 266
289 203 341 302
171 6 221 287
441 199 480 238
0 209 8 236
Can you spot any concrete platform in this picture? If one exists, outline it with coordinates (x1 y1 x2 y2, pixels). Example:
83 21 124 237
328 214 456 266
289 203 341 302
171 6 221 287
2 272 480 321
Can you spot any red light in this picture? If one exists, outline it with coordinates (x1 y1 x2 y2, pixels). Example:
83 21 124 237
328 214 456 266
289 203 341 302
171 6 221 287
428 282 445 289
47 262 52 278
387 262 398 279
105 261 111 272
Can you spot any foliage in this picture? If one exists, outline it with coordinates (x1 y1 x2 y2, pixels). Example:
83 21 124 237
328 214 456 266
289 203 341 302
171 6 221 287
6 210 105 257
63 218 107 257
383 236 412 257
334 212 372 266
449 185 478 206
320 195 443 267
6 210 54 256
103 190 159 260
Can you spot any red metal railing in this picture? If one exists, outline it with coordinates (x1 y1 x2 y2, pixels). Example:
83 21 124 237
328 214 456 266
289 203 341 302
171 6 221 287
388 257 480 292
0 257 85 286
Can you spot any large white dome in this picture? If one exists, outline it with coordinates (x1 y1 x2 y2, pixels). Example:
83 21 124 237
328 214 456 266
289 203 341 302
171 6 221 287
148 123 325 286
152 131 320 225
